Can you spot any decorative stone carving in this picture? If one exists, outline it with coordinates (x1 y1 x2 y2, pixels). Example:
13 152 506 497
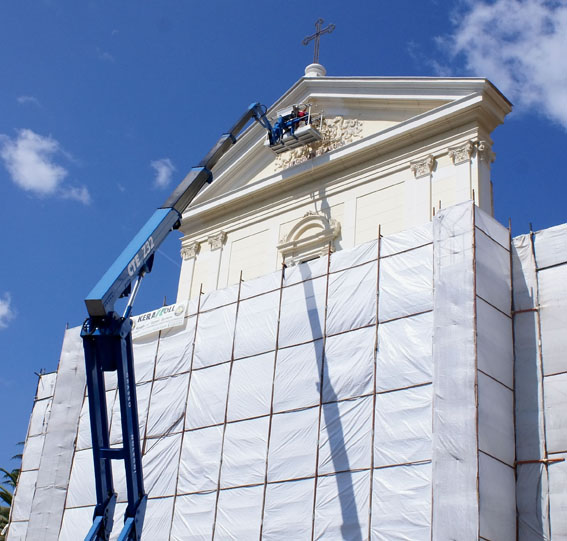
448 141 475 165
274 116 363 171
476 140 495 163
207 231 227 251
410 155 435 178
277 211 341 266
180 241 200 260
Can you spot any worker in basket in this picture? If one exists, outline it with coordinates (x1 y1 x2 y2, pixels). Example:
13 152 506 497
272 104 310 144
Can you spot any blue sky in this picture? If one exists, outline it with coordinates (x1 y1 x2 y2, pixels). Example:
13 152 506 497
0 0 565 469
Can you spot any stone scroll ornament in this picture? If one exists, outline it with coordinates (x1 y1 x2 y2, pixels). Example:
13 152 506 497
274 116 363 171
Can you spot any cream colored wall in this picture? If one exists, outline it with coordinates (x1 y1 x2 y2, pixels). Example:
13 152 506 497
225 228 273 288
355 182 405 243
176 132 494 303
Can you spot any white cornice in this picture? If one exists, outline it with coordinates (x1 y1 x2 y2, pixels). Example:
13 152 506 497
180 124 482 241
187 77 511 211
191 78 510 200
180 88 506 233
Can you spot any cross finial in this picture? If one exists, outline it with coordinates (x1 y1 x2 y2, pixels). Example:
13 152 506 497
302 18 335 64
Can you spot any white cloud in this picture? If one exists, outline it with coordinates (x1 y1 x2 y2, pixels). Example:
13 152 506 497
17 95 40 107
151 158 176 188
439 0 567 128
0 129 67 194
0 129 91 204
0 293 15 329
96 47 115 63
61 185 92 205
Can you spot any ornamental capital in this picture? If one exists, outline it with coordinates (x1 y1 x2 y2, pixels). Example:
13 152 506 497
476 140 495 163
410 155 435 178
207 231 227 251
181 241 200 260
448 141 475 165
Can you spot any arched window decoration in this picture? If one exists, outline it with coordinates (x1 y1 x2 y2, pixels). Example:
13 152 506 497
277 211 341 266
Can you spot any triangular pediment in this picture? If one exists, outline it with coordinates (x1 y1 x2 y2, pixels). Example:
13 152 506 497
183 75 510 221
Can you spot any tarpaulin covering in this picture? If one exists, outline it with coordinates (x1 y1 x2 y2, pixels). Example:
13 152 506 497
12 201 566 540
513 223 567 539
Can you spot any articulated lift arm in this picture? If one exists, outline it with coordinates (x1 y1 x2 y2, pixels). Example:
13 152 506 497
82 103 271 541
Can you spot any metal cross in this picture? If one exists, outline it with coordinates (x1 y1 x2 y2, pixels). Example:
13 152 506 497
302 18 335 64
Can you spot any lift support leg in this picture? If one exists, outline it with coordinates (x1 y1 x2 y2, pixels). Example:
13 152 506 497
82 313 147 541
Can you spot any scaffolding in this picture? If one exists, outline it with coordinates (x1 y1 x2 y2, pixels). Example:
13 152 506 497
9 201 567 539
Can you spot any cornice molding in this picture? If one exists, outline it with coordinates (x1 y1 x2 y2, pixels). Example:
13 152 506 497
181 90 508 232
191 78 511 208
180 130 483 239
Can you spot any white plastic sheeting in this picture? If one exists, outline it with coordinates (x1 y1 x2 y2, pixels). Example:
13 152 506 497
431 202 478 540
475 207 515 539
379 245 433 322
272 340 322 412
513 223 567 539
215 485 264 540
170 492 216 540
431 203 515 540
14 201 562 540
376 312 432 392
7 367 56 541
539 264 567 377
314 471 370 540
262 478 314 539
267 408 319 482
219 417 269 488
548 452 567 540
24 327 86 541
178 425 223 493
47 212 436 540
371 463 431 540
374 385 431 468
323 328 374 402
479 453 516 540
533 223 567 270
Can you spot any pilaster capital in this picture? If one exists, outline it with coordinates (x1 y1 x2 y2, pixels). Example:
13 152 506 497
448 141 475 165
476 140 495 163
181 241 200 260
410 155 435 178
207 231 227 251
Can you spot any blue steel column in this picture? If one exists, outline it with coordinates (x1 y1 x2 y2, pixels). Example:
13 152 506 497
83 321 118 541
116 319 146 539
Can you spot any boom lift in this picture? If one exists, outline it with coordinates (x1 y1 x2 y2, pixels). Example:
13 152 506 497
265 103 323 153
81 102 323 540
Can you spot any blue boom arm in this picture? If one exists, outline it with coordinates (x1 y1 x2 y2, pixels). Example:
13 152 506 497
85 102 272 318
82 103 271 541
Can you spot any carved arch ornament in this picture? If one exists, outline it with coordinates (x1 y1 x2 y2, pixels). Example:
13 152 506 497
277 211 341 266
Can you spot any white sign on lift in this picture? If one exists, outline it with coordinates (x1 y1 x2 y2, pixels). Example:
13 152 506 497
131 302 186 337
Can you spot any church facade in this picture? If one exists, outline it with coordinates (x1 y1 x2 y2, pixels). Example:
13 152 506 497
6 67 567 540
175 67 506 302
